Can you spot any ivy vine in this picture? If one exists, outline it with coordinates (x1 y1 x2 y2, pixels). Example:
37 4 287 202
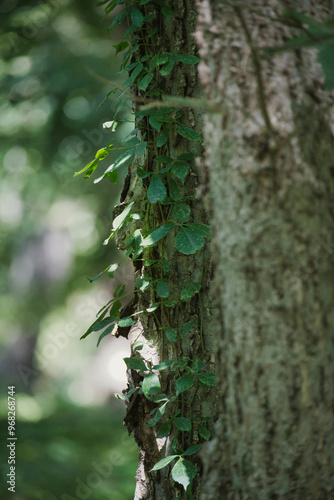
76 0 214 494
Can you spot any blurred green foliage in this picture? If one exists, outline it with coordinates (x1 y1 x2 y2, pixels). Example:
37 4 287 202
0 0 137 498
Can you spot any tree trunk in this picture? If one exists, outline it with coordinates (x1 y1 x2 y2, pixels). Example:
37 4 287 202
115 1 217 498
196 1 334 498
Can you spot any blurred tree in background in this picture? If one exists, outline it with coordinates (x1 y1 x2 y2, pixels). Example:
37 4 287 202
0 1 137 498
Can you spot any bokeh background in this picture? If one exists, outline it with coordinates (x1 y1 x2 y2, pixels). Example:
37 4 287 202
0 1 138 498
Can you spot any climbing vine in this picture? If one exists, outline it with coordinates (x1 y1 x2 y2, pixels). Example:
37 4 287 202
76 0 214 495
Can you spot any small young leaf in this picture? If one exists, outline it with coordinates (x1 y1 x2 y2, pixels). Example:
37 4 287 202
124 357 147 371
146 302 160 313
147 175 167 204
177 152 196 161
198 372 216 386
165 327 178 342
172 204 191 223
192 359 205 372
169 178 180 201
157 419 173 438
171 458 197 490
163 299 178 308
175 123 201 142
199 424 211 441
126 62 144 85
175 226 204 255
96 325 115 347
160 56 176 75
180 323 193 335
142 372 161 399
150 455 179 472
180 282 201 301
182 444 202 456
176 374 195 395
156 280 170 298
113 40 129 56
174 417 192 431
115 388 138 401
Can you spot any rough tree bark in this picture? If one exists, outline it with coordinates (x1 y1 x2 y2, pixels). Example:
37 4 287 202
195 1 334 498
114 1 216 498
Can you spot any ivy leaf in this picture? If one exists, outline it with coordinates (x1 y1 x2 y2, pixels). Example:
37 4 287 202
171 162 189 183
198 372 216 386
199 424 211 441
172 204 191 223
147 175 167 203
176 374 195 395
157 130 168 147
170 178 180 201
142 372 161 399
174 54 200 64
157 419 173 438
150 455 179 472
182 444 201 456
115 387 138 401
160 56 176 75
156 280 170 298
149 115 162 132
177 152 196 161
107 9 126 32
141 223 175 248
165 327 178 342
96 325 116 347
154 155 173 163
138 72 154 91
148 402 168 427
180 282 201 301
131 6 144 27
146 302 160 313
124 357 147 371
171 458 197 490
174 417 192 431
153 360 174 371
175 123 201 142
113 40 129 56
185 222 211 238
118 317 135 327
175 226 205 255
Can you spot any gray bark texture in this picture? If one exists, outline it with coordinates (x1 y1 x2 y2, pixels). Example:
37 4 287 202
115 1 217 498
195 0 334 498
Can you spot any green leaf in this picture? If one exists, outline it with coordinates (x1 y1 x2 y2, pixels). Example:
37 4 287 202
118 317 135 327
176 374 195 395
113 202 134 231
146 302 160 312
141 223 175 247
192 359 205 372
180 323 193 335
127 62 144 85
138 72 154 91
177 152 196 161
163 299 178 308
169 178 180 201
134 141 147 156
174 54 200 64
107 9 126 32
171 162 189 183
107 262 120 278
115 388 138 401
124 357 147 371
74 158 98 178
153 360 174 371
162 258 171 275
318 40 334 90
156 280 169 298
175 226 205 255
183 444 201 456
142 372 161 398
148 402 168 427
174 417 192 431
180 282 201 301
96 325 115 347
157 130 168 147
137 167 152 179
172 204 191 223
160 56 176 75
171 458 197 490
149 116 162 132
175 123 201 142
185 222 211 239
162 6 173 18
199 424 211 441
130 6 144 27
165 327 178 342
198 372 216 386
150 455 179 471
157 419 172 438
113 40 129 56
147 175 167 204
154 155 173 163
